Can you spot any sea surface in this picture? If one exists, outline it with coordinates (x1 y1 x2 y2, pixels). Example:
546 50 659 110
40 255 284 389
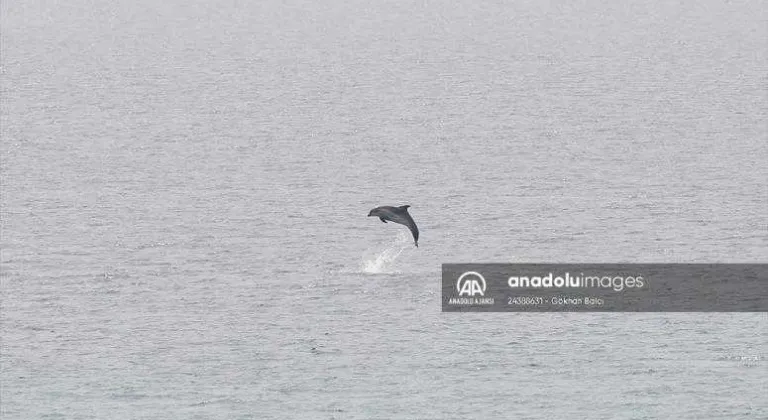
2 0 767 418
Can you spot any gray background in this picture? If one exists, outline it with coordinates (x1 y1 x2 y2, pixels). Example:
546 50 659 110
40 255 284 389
442 264 768 311
2 0 766 418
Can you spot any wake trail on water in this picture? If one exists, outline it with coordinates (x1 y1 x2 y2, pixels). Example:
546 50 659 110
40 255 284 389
360 232 411 274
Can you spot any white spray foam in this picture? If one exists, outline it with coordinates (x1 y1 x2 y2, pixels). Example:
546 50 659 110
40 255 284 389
360 232 410 274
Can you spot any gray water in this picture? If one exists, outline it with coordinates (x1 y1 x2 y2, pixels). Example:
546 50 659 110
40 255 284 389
2 0 767 418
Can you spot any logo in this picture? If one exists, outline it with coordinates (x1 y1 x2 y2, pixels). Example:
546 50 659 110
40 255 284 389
456 271 486 296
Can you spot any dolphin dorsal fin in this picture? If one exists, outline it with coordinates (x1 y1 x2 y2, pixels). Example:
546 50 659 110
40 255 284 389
398 205 411 210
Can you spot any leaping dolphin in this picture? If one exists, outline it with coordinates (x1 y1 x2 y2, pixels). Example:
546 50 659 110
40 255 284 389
368 205 419 247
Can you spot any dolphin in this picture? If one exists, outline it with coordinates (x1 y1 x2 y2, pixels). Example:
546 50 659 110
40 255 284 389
368 205 419 247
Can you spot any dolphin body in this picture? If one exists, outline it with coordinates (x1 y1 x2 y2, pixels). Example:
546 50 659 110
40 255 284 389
368 205 419 247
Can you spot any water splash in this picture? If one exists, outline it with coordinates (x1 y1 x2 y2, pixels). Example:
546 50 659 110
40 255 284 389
360 232 410 274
